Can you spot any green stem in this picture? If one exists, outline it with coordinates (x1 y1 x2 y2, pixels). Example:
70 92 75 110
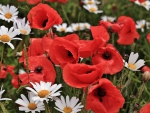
44 100 51 113
0 102 9 113
0 44 4 75
81 87 88 113
61 5 71 25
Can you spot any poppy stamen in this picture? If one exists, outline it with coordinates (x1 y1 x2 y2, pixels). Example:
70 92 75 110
102 51 112 60
97 87 106 102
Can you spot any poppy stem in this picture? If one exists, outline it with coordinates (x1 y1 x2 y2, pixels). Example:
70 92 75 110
81 87 88 113
0 44 4 75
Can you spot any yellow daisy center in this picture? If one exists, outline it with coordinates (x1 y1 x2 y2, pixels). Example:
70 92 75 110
20 30 27 35
142 2 147 6
38 90 50 98
76 26 80 31
63 107 72 113
4 12 12 19
28 102 37 110
128 63 136 70
60 28 66 32
140 24 145 28
88 1 93 4
90 7 97 12
0 34 11 42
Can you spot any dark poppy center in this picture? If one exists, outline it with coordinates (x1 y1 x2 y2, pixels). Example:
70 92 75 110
67 51 73 57
42 19 48 27
3 67 7 71
97 87 106 102
34 66 43 73
102 51 112 60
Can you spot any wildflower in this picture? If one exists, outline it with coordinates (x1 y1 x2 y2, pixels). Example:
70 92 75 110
92 44 124 75
136 20 146 32
0 85 12 101
101 15 116 22
54 23 73 33
83 4 103 14
146 21 150 29
14 17 31 35
134 0 150 10
0 26 21 49
86 78 125 113
81 0 101 5
63 63 103 88
54 95 84 113
15 92 45 113
26 81 62 102
125 52 145 71
140 103 150 113
146 33 150 43
27 3 62 30
0 5 18 22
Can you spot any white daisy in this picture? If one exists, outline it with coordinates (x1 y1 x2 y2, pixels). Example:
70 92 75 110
14 17 31 35
81 0 101 5
54 95 84 113
70 23 88 31
125 52 145 71
101 15 116 22
83 4 103 14
0 85 12 101
79 22 91 30
26 81 62 102
135 0 150 10
146 21 150 29
0 26 21 49
53 23 73 33
0 5 18 22
15 92 45 113
136 20 146 32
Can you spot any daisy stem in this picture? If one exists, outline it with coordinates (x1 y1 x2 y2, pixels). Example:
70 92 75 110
0 44 4 75
44 100 51 113
0 102 9 113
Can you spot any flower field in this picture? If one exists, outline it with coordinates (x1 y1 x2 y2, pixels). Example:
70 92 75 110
0 0 150 113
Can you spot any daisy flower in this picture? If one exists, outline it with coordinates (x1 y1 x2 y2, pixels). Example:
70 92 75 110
81 0 101 5
70 23 83 31
101 15 116 22
79 22 91 30
83 4 103 14
146 21 150 29
26 81 62 102
14 17 31 35
0 85 12 101
135 0 150 10
54 95 84 113
136 20 146 32
0 26 21 49
15 92 45 113
0 5 18 22
125 52 145 71
53 23 73 33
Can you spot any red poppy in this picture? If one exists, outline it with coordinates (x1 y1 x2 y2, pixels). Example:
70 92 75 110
49 34 79 67
90 26 110 42
45 0 68 3
26 0 41 4
117 16 140 45
24 56 56 84
19 38 45 63
141 66 150 72
63 63 103 88
86 78 125 113
27 3 62 30
140 103 150 113
99 20 123 33
92 44 123 75
0 64 14 78
130 0 145 3
146 33 150 43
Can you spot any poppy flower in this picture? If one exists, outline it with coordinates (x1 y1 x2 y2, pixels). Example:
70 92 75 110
63 63 103 88
146 33 150 43
45 0 68 3
117 16 140 45
0 64 14 78
92 44 124 75
24 56 56 84
90 26 110 42
86 78 125 113
19 38 45 63
27 3 62 30
49 34 79 67
140 103 150 113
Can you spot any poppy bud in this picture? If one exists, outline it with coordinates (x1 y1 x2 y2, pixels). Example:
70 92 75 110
142 71 150 82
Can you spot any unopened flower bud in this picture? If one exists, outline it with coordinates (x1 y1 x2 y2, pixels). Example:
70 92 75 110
142 71 150 82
